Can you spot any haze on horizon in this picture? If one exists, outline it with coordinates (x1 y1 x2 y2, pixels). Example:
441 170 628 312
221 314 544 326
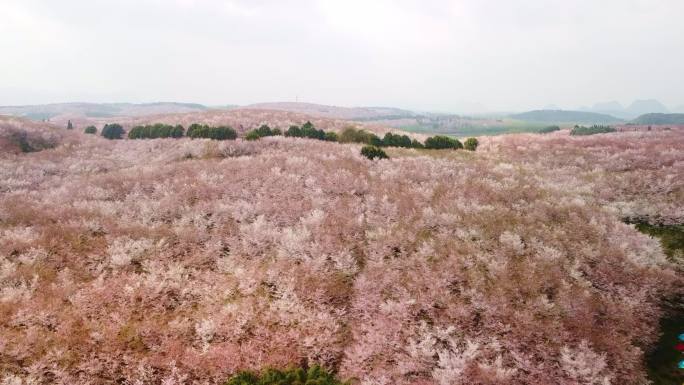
1 0 683 114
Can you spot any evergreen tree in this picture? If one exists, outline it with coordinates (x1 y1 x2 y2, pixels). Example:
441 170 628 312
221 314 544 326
101 123 125 140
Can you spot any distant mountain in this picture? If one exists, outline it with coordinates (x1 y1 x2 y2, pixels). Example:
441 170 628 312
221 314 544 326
625 99 669 116
581 99 670 119
244 102 417 121
583 101 632 119
0 102 208 121
632 113 684 125
510 110 623 124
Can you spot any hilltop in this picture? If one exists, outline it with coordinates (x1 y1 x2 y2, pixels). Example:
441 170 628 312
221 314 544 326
0 102 207 121
632 113 684 125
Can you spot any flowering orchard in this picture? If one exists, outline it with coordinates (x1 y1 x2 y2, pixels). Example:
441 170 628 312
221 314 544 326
0 122 682 384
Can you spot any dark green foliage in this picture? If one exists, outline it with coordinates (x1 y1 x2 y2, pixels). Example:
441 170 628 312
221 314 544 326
538 125 560 134
338 127 381 146
463 137 478 151
128 123 184 139
245 131 261 141
634 222 684 260
101 123 125 140
632 221 684 384
570 125 616 136
245 125 282 140
285 121 326 140
67 120 73 130
411 139 424 149
360 145 388 160
324 131 338 142
225 366 348 385
3 128 58 153
424 135 463 149
382 132 413 148
187 124 237 140
84 126 97 135
646 306 684 385
285 125 302 137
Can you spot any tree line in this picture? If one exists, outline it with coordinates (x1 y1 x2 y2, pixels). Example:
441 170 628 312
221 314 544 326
570 125 616 136
90 121 479 155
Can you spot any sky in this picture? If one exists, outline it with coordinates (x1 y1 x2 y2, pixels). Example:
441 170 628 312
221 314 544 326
1 0 683 113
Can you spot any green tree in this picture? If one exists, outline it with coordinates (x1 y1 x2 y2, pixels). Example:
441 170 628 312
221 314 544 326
411 139 424 148
361 145 388 160
464 137 479 151
225 365 349 385
84 126 97 134
245 130 261 141
424 135 462 149
101 123 125 140
324 131 338 142
285 125 302 138
67 120 73 130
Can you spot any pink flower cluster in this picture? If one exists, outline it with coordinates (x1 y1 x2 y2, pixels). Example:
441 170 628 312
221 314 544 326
0 125 681 384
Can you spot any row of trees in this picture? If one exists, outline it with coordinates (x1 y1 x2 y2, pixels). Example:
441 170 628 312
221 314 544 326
187 124 237 140
93 120 478 151
245 125 282 140
285 122 339 142
337 127 478 151
128 124 185 139
570 125 616 136
538 125 561 134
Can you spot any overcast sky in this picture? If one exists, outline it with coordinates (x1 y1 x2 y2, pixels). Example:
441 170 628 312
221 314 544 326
1 0 683 113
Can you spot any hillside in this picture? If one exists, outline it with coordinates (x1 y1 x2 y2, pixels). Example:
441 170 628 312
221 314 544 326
510 109 622 124
0 102 208 122
632 113 684 125
124 108 411 137
0 121 682 384
626 99 669 116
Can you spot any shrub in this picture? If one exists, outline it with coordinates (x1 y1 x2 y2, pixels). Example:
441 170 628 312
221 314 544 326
570 125 616 136
0 126 59 153
538 125 561 134
245 125 281 140
84 126 97 135
101 123 125 140
339 127 382 146
382 132 413 148
285 121 326 140
411 138 424 149
187 124 237 140
324 131 338 142
361 145 388 160
424 135 463 149
128 124 184 139
245 130 261 141
225 366 348 385
464 137 479 151
285 125 302 138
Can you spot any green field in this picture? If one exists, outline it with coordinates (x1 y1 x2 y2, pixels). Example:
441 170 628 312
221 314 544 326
399 118 551 137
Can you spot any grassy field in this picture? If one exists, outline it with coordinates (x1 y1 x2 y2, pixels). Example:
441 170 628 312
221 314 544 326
399 118 551 137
